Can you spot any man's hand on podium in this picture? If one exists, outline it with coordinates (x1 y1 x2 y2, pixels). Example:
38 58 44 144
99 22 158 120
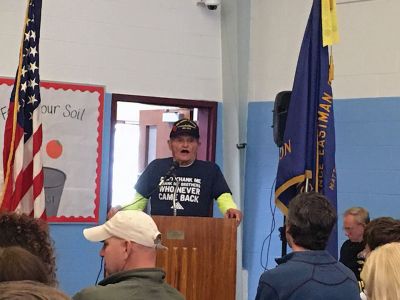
107 206 121 220
225 208 242 225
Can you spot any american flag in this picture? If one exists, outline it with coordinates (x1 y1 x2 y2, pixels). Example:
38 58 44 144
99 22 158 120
0 0 45 219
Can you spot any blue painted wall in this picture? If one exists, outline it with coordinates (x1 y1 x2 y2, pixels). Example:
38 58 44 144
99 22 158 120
244 101 281 300
244 98 400 300
334 98 400 225
49 93 111 296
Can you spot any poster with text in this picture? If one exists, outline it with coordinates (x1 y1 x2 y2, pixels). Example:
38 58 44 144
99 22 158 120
0 78 104 222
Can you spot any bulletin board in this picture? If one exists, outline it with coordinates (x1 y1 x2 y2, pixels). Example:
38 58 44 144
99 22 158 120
0 78 104 222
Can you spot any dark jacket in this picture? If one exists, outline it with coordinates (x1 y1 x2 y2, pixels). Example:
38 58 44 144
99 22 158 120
73 268 184 300
339 239 365 281
255 250 360 300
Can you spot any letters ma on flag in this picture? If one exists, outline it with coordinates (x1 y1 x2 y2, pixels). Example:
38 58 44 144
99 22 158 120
0 0 45 218
275 0 337 215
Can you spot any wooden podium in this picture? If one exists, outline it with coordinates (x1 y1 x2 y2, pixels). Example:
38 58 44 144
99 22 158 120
153 216 237 300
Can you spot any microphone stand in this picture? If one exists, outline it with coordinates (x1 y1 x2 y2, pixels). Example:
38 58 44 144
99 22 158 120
172 175 180 216
279 217 287 257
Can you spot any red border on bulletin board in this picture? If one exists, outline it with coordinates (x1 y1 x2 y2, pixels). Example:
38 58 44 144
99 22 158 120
0 77 104 223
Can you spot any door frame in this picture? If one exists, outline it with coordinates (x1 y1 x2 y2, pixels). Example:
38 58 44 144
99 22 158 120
108 93 218 210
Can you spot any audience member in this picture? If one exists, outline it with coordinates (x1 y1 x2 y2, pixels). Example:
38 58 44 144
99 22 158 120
0 246 70 300
339 207 370 280
0 281 71 300
0 246 50 284
255 192 359 300
363 216 400 254
73 210 184 300
0 212 57 285
361 242 400 300
358 218 400 299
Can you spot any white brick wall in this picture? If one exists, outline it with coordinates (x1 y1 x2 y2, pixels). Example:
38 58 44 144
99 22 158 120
249 0 400 101
0 0 222 100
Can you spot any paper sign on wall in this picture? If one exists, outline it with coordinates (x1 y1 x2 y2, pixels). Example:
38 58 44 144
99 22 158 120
0 78 104 222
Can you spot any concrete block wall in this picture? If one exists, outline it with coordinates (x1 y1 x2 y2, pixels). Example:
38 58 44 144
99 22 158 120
0 0 223 100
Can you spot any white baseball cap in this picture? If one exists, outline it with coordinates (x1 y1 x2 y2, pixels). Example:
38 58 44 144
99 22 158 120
83 210 165 249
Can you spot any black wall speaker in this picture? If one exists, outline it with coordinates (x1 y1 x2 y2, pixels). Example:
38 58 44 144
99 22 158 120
272 91 292 147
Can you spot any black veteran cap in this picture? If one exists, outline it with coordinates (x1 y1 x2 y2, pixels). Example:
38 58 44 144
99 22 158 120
170 119 200 139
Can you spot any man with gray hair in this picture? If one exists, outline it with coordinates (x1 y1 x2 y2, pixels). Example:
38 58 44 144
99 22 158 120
73 210 184 300
340 207 370 281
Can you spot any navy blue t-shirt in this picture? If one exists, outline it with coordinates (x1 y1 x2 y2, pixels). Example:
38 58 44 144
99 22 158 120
135 158 231 217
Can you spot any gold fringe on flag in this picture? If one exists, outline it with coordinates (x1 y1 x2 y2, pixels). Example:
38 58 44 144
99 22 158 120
321 0 339 46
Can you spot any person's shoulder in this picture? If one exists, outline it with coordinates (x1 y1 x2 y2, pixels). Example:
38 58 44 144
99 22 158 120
259 252 331 286
194 159 213 165
73 286 105 300
73 284 135 300
145 158 173 171
163 285 185 300
340 240 365 255
335 261 358 280
259 259 310 285
0 281 70 300
340 239 352 251
149 157 172 165
258 269 278 290
257 263 309 299
194 160 221 170
341 239 352 246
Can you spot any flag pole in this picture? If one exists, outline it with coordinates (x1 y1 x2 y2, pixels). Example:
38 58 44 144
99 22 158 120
305 178 310 193
279 217 287 257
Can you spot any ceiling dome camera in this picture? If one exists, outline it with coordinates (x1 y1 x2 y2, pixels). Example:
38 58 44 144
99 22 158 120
197 0 221 10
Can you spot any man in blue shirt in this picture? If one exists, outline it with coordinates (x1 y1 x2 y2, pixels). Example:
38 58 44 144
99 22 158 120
255 192 359 300
110 119 242 223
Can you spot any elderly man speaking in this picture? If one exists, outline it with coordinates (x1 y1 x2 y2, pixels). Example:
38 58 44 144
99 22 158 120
109 118 242 223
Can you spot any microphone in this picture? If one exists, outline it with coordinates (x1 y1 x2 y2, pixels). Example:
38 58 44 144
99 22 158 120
141 161 180 200
159 161 179 187
165 161 179 177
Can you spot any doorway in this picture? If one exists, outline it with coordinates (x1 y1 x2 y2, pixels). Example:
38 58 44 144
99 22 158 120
109 94 218 208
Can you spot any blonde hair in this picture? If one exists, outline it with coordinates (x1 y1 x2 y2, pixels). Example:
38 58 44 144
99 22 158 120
361 242 400 300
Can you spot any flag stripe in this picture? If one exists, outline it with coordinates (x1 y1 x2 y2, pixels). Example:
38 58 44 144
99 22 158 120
11 129 25 192
32 168 44 199
33 188 45 218
0 0 45 219
16 186 33 215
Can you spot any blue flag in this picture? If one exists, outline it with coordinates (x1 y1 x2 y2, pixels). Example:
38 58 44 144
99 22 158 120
275 0 337 256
